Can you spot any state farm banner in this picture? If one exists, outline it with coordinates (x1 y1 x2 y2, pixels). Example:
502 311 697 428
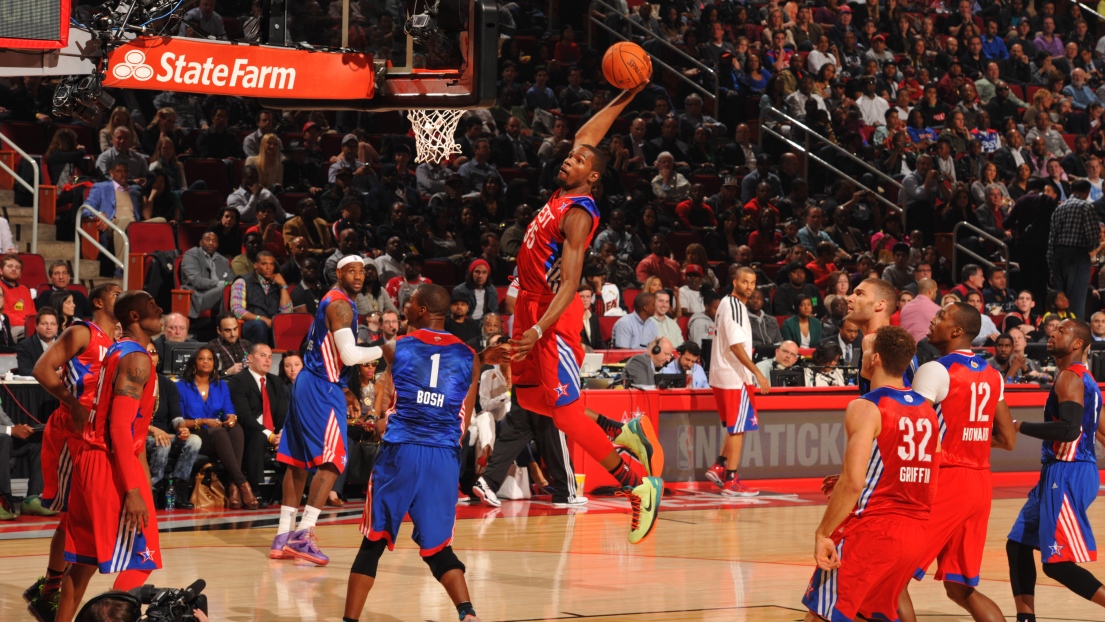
103 37 374 99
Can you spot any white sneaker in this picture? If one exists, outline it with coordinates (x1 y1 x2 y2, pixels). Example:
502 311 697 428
552 496 589 508
472 477 501 508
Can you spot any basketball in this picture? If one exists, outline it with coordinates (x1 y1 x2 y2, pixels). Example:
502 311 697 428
602 41 652 89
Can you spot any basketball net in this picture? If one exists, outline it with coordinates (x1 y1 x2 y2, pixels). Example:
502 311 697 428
407 108 465 164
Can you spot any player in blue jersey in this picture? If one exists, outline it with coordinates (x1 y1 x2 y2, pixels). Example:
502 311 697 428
1007 319 1105 618
271 254 385 565
343 284 506 622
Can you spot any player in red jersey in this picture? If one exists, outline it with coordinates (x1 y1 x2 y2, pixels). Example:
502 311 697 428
54 291 163 622
510 81 665 544
899 302 1016 622
24 283 121 621
802 326 940 622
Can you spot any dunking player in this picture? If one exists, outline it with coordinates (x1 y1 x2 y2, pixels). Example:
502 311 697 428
510 82 664 543
1007 319 1105 618
900 302 1016 622
802 326 940 622
344 284 505 622
705 266 769 496
56 291 163 622
273 255 382 564
23 284 120 619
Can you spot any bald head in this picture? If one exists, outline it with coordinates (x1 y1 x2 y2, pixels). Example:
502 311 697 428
917 278 939 299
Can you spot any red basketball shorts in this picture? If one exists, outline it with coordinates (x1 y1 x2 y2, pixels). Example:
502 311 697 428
712 386 759 434
913 467 992 587
511 290 584 412
802 514 929 622
64 449 161 574
40 407 81 513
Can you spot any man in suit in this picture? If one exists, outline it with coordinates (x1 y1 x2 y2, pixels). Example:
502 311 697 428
281 197 335 258
645 117 690 169
824 205 866 258
993 129 1032 181
84 159 144 277
491 116 538 169
721 123 763 170
831 320 862 368
0 400 45 519
228 343 287 506
15 308 58 376
180 231 233 318
34 261 91 319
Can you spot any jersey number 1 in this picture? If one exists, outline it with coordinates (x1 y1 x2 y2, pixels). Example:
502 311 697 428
429 353 440 388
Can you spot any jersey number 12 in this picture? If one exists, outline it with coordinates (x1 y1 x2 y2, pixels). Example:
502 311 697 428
968 381 990 422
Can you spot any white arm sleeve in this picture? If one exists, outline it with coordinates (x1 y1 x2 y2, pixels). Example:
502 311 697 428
333 328 382 366
910 361 950 404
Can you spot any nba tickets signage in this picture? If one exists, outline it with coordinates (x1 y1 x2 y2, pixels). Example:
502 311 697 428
103 37 374 99
657 407 1105 480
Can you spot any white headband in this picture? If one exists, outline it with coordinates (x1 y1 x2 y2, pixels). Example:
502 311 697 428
337 255 364 270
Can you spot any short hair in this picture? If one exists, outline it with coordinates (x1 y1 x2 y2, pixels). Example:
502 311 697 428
255 251 275 262
986 266 1006 279
89 282 120 304
1067 318 1092 350
813 339 843 366
634 291 654 312
959 263 981 283
995 332 1014 345
216 311 238 328
113 292 151 326
861 277 900 314
700 288 720 306
249 342 271 355
872 326 917 377
947 301 983 340
580 144 609 174
36 306 58 324
413 283 450 316
1072 179 1093 195
735 266 757 281
74 593 142 622
0 254 21 269
677 341 701 357
793 294 813 313
48 260 69 276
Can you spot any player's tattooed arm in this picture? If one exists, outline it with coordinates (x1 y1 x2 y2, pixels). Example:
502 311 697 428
115 357 150 399
109 352 153 513
326 298 355 333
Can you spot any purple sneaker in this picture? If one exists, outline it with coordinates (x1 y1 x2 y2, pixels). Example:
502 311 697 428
269 532 292 559
282 528 329 566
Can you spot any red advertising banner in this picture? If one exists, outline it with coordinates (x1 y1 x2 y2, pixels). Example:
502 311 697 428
103 37 374 99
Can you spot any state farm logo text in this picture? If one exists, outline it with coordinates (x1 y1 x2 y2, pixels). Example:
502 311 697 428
111 50 296 89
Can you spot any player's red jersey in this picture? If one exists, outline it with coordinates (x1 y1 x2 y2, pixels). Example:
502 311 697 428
913 350 1004 470
854 386 940 520
83 339 157 456
516 190 601 295
64 320 115 413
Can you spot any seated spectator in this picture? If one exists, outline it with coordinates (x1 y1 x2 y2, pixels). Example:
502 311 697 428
0 289 17 352
148 135 190 193
622 337 675 386
0 400 43 518
152 312 197 360
687 289 720 349
181 232 233 319
245 134 284 189
676 185 718 231
243 109 280 158
35 260 90 319
982 266 1017 313
466 312 502 351
451 260 498 321
1091 312 1105 341
950 264 985 300
227 343 287 507
900 279 941 342
179 0 228 38
15 308 58 375
355 262 397 318
592 208 646 264
755 340 800 387
232 232 265 277
385 253 432 311
285 257 323 315
206 312 251 376
821 296 849 339
228 164 285 225
144 341 199 509
804 340 846 387
773 262 824 316
660 342 709 388
782 295 822 347
651 289 684 348
1044 290 1076 321
208 208 243 259
48 289 76 332
230 251 292 347
491 116 538 169
445 291 481 343
964 291 1002 345
989 331 1046 383
196 106 244 159
458 139 503 194
244 202 285 258
650 152 691 202
141 169 185 224
176 347 258 509
678 266 707 317
579 285 605 350
95 126 149 180
636 234 685 289
279 350 303 388
880 243 915 290
84 159 144 277
805 242 839 290
613 292 658 349
832 320 862 368
1001 290 1039 334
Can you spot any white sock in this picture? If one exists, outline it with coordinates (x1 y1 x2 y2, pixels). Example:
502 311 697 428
277 505 297 535
297 505 322 531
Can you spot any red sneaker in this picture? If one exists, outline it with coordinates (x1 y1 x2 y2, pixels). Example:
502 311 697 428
705 463 726 488
721 477 759 497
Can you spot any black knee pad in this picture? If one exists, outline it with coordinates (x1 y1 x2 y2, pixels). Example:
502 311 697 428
1006 540 1037 597
1042 561 1103 600
423 546 465 581
351 537 387 578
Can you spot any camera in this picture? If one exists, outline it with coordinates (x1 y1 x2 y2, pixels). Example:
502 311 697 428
75 580 207 622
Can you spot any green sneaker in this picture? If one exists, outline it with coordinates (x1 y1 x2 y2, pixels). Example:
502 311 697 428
612 417 664 477
619 476 663 545
28 589 60 622
23 576 44 602
21 496 59 517
0 503 15 520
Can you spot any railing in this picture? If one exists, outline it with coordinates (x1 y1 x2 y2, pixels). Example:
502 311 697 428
759 106 906 221
951 221 1010 278
587 0 719 114
0 133 39 253
74 205 128 286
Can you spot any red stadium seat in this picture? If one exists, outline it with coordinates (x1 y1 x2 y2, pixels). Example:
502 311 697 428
127 222 176 289
677 315 690 340
598 316 618 343
177 222 208 252
622 288 641 311
273 313 313 352
18 254 46 290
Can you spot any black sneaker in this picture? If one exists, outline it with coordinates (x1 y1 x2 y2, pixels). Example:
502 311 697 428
23 576 44 602
28 590 59 622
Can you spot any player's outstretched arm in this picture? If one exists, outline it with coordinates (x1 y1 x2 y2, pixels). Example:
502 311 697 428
33 324 92 428
574 82 649 149
1016 369 1083 441
326 299 383 365
110 351 152 532
812 399 880 570
513 208 592 360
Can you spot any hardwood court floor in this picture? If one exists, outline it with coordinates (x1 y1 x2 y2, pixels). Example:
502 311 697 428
2 495 1104 621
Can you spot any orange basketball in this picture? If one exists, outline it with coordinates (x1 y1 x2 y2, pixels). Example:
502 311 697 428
602 41 652 89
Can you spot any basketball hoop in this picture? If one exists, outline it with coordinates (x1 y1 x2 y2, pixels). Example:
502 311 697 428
407 108 465 164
